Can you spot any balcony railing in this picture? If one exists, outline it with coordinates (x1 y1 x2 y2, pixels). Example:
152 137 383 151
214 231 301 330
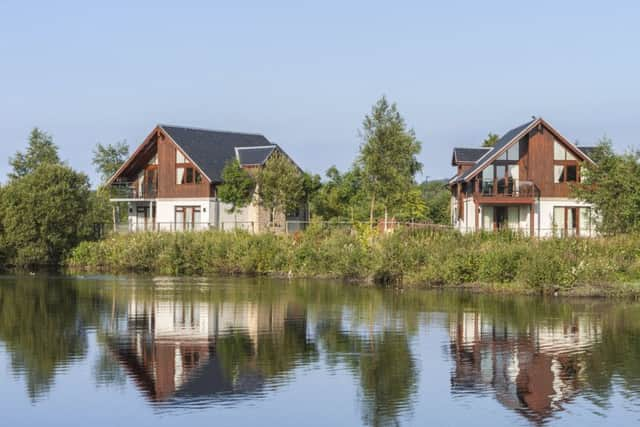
110 181 157 199
477 179 538 198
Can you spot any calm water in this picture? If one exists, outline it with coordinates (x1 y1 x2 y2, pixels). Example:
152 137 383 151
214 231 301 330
1 276 640 426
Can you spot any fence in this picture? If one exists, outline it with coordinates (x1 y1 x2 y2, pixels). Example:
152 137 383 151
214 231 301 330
95 219 596 239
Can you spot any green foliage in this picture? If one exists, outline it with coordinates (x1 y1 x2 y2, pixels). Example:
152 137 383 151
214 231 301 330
312 165 370 220
92 141 129 183
482 132 500 147
218 159 255 214
0 279 88 399
573 138 640 234
395 187 427 221
9 128 61 180
358 96 422 222
420 180 450 224
0 163 92 266
67 227 640 293
256 151 305 218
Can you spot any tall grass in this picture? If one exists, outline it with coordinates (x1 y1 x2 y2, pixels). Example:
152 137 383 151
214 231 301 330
66 225 640 293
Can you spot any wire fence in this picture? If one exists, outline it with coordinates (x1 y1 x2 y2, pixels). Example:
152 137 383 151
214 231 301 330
94 220 596 239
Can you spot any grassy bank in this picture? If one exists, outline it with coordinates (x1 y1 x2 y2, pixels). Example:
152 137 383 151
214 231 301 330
65 225 640 296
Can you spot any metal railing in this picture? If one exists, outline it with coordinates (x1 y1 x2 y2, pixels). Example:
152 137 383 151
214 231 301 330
110 181 157 199
477 180 538 198
220 221 256 232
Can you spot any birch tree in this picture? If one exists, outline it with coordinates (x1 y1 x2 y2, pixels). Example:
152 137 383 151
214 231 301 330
357 96 422 229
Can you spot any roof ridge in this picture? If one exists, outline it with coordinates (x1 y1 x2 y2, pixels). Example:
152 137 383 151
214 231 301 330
235 145 276 150
159 124 266 138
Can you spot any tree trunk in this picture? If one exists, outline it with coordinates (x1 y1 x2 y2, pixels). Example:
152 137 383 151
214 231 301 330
112 205 116 233
369 193 376 229
384 207 388 233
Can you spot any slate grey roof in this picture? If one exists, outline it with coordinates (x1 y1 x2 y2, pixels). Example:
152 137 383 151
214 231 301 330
236 146 276 166
456 119 536 183
452 147 490 164
160 125 275 182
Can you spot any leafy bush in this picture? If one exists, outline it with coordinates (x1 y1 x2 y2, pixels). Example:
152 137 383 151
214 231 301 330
66 228 640 293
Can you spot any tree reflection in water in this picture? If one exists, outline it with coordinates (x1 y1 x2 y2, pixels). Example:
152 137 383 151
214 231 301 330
0 276 640 425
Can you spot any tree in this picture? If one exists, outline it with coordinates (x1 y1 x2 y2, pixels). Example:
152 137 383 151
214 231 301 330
256 151 305 226
218 159 255 220
573 137 640 234
92 141 129 183
312 166 370 221
395 187 427 221
421 180 450 224
0 163 92 266
482 132 500 147
357 96 422 229
9 128 60 180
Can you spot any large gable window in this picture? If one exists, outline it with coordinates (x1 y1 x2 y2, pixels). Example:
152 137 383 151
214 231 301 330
175 148 202 185
497 141 520 161
554 140 577 161
553 139 579 183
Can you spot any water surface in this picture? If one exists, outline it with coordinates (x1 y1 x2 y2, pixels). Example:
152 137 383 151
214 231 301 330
1 275 639 426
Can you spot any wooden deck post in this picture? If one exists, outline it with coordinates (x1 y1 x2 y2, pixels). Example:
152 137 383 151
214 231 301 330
530 204 535 237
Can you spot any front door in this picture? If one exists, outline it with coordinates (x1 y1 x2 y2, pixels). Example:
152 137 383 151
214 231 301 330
135 205 156 231
136 207 148 231
495 206 508 230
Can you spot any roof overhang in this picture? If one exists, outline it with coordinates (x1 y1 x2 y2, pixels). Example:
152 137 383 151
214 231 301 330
459 118 596 183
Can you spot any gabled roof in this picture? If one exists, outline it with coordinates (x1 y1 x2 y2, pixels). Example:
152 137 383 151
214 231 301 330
454 119 536 183
235 146 276 166
452 147 490 165
161 125 275 182
450 118 595 184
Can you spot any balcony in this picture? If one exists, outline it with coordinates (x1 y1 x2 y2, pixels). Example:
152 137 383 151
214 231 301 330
110 181 157 200
475 179 538 204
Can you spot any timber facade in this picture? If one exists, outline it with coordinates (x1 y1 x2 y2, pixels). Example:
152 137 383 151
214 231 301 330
449 118 597 237
107 125 306 233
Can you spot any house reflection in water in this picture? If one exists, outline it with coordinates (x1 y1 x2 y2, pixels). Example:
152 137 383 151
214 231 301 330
449 312 601 424
104 297 312 405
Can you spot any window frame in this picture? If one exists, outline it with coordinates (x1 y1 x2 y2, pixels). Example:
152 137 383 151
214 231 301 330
175 148 203 185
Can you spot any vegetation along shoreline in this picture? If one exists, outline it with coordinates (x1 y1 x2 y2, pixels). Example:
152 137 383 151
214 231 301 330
2 98 640 299
63 227 640 298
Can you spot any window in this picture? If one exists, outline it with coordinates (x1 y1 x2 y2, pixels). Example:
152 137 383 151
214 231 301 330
553 206 579 236
175 148 202 185
554 164 579 183
497 142 520 161
554 140 577 161
175 206 202 231
176 150 187 164
176 167 203 184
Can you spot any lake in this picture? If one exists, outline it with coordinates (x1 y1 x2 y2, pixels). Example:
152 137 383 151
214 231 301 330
1 275 639 426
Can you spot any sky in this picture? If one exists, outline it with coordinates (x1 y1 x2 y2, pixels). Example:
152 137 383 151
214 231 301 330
1 0 639 186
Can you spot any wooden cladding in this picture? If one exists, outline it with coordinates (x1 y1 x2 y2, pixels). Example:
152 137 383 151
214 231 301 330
156 129 213 198
527 125 577 197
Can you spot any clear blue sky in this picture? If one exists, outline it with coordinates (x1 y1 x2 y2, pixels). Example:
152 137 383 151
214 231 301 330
1 0 639 185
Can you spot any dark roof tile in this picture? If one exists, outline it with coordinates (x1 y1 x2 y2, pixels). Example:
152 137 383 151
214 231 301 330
458 119 535 182
236 146 276 166
453 147 490 164
160 125 274 182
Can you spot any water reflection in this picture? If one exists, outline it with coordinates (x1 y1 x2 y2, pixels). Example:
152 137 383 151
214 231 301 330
449 312 601 424
0 276 639 426
104 296 315 407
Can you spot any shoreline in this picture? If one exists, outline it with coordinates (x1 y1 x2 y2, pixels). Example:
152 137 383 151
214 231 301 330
56 266 640 299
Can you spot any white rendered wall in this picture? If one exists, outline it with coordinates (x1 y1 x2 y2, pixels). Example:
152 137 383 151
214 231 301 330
155 198 213 231
536 198 596 238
